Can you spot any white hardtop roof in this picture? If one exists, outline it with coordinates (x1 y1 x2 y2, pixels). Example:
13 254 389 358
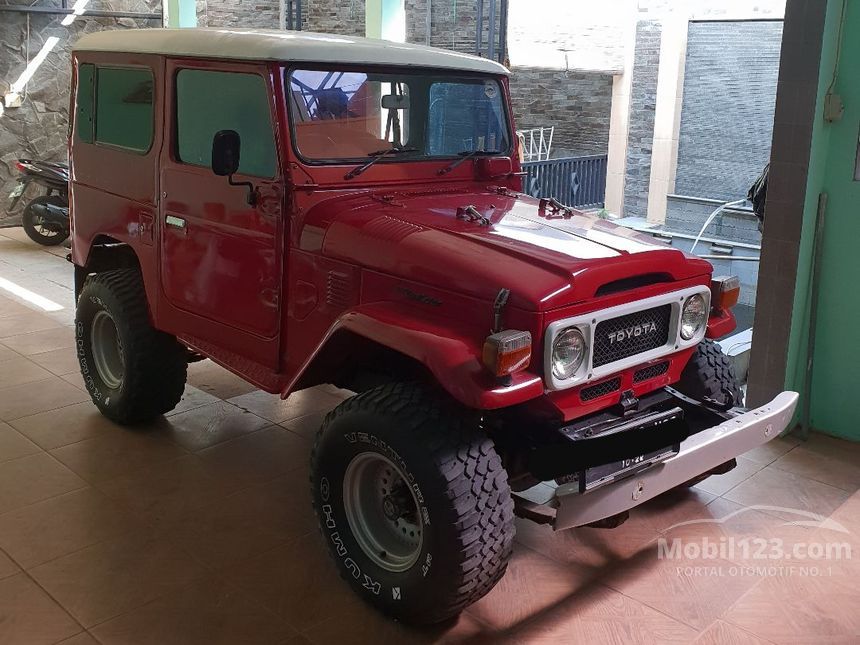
74 28 509 75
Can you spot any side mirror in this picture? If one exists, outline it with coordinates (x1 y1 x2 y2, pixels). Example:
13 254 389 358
211 129 241 177
211 129 257 206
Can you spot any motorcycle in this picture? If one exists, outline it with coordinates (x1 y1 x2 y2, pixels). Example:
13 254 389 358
7 158 70 246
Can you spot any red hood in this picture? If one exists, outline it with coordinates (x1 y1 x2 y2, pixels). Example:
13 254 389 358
302 187 711 311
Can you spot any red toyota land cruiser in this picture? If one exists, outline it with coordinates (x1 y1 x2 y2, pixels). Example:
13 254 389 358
69 28 797 624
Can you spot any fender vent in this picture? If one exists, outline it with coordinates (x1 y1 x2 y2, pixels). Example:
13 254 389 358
326 271 353 308
580 377 621 402
633 361 670 383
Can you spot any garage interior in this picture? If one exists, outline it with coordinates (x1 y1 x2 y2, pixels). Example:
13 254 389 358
0 0 859 644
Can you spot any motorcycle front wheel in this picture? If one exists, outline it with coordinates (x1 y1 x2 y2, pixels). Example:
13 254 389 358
22 195 69 246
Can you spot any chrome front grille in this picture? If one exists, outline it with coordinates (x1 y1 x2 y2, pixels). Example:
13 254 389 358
543 286 710 392
592 304 672 368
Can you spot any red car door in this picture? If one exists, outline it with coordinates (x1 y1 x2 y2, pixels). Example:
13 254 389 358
159 59 284 369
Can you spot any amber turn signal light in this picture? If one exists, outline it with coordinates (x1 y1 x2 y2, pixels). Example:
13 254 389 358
711 275 740 310
482 330 532 377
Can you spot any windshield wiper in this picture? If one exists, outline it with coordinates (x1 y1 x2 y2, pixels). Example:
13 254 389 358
437 150 500 176
344 147 418 180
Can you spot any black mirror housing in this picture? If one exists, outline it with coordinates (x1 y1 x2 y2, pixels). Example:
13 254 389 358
211 129 241 177
210 129 257 206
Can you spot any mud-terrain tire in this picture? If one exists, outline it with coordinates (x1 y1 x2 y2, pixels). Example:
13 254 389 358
76 269 186 424
673 339 743 490
22 195 69 246
675 339 743 408
310 382 515 625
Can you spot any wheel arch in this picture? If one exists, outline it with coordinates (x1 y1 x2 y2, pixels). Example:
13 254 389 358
74 235 142 302
292 327 435 394
286 304 544 410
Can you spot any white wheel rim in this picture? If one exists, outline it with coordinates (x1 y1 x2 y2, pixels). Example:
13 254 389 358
91 310 124 390
342 452 423 573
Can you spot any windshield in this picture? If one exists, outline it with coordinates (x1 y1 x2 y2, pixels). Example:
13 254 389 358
287 68 510 163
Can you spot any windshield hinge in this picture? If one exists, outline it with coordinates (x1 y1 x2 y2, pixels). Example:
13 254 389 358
289 162 319 192
539 197 575 219
371 193 405 208
489 185 521 197
456 204 492 226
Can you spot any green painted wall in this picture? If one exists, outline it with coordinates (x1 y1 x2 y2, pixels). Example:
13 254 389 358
366 0 406 42
786 0 860 439
167 0 197 28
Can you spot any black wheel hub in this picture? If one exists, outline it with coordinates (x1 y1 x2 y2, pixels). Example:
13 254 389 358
382 495 401 521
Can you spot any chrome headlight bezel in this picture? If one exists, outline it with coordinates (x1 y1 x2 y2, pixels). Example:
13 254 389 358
551 327 587 380
680 293 708 340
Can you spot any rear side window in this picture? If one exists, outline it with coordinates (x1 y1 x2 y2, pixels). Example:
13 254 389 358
94 67 154 152
176 69 277 178
75 63 95 143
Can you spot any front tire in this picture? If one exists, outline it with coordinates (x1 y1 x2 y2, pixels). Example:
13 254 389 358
310 382 515 624
673 339 743 489
675 338 743 407
76 269 187 424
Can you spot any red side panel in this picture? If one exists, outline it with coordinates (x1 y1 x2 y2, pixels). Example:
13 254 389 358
69 51 163 318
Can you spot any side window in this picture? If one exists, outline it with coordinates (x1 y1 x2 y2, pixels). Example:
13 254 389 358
75 63 95 143
95 67 154 152
176 69 277 178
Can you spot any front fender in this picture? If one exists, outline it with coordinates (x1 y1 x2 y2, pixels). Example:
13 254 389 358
284 302 544 410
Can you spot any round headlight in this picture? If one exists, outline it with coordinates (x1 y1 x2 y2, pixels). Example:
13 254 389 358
681 294 707 340
552 328 586 380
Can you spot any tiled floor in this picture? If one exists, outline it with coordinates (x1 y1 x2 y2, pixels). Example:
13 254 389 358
0 226 858 644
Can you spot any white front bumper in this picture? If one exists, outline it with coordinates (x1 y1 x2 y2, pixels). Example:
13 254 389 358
549 391 799 531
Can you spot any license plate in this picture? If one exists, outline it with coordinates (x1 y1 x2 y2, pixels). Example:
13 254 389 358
581 444 679 492
9 183 24 199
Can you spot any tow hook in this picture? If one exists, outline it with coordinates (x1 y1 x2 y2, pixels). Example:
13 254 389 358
618 390 639 415
681 458 738 488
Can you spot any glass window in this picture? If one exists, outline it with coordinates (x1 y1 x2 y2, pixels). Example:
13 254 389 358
287 69 509 162
427 81 507 156
95 67 153 152
76 63 95 143
176 70 277 178
290 70 409 159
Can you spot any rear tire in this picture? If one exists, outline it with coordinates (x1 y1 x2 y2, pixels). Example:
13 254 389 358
76 269 187 424
675 339 743 407
310 382 515 624
22 195 69 246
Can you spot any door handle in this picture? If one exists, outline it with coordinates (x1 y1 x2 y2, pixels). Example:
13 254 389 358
165 215 186 229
